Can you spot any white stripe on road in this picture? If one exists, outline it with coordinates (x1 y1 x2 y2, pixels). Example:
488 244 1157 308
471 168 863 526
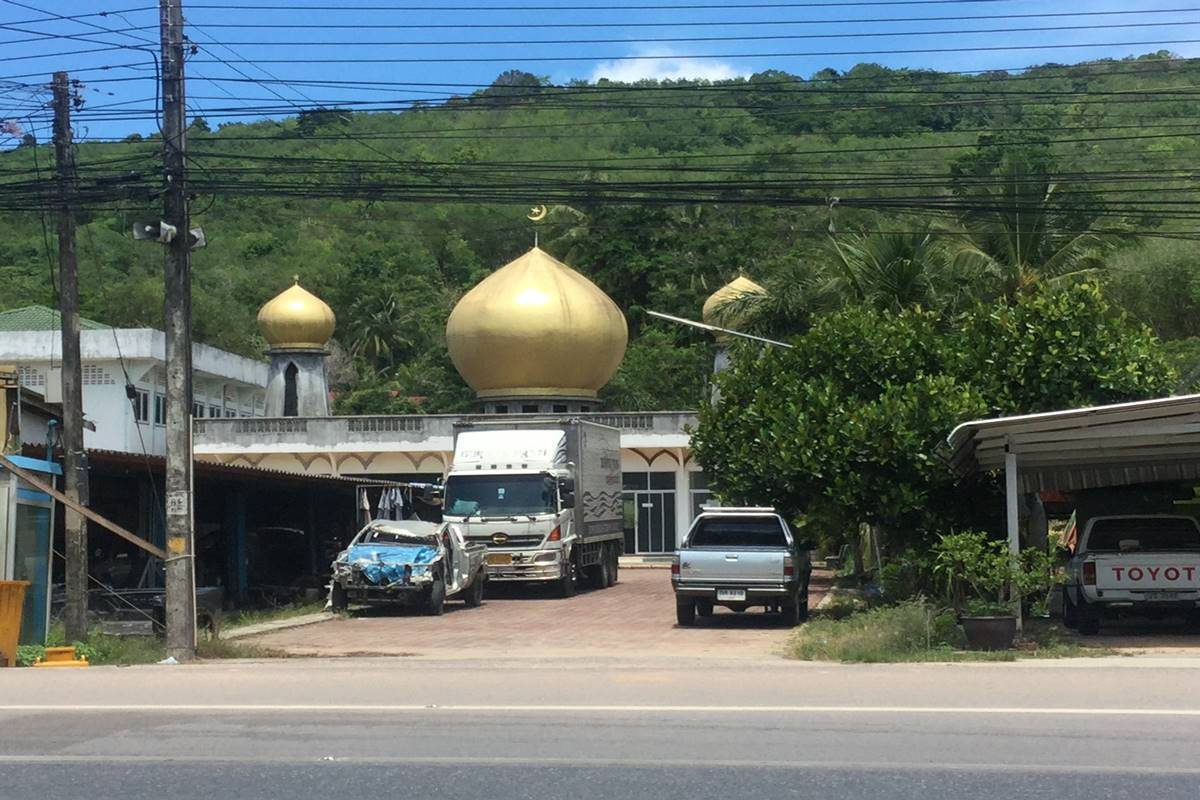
3 704 1200 716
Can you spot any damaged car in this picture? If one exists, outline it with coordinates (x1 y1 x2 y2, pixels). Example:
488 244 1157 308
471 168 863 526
329 520 486 615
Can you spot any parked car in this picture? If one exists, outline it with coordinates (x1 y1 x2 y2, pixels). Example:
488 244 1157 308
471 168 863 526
329 520 487 615
671 507 812 626
1063 514 1200 634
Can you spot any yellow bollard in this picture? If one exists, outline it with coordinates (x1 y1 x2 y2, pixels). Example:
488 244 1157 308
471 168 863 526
0 580 30 668
32 646 89 668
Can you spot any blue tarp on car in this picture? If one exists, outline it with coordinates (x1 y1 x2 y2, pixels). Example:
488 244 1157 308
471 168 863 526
345 544 439 586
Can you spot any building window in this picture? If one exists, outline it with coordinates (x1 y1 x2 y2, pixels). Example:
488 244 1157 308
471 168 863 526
689 472 712 520
132 389 150 423
81 365 115 385
494 404 508 414
153 393 166 426
192 402 204 418
521 404 539 414
552 404 567 413
283 362 299 417
224 409 236 418
208 404 221 418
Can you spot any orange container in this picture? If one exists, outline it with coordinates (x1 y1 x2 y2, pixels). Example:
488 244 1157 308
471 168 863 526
0 580 30 667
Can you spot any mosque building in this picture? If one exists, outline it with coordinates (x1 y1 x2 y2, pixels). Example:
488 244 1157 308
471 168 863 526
194 248 759 555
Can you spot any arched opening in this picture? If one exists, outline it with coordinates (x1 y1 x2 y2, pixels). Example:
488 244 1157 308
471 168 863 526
283 362 299 416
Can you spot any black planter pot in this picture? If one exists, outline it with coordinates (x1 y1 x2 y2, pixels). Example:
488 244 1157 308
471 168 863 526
960 615 1017 651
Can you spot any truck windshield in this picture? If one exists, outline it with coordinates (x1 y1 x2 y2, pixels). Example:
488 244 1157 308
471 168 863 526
444 474 556 517
689 518 788 548
1086 517 1200 552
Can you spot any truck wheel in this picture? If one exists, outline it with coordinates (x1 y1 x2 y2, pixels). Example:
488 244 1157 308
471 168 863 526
608 547 619 586
463 571 485 608
425 577 446 616
676 598 696 627
557 556 577 598
1061 588 1079 630
796 591 810 622
330 583 348 613
590 548 612 589
780 594 801 627
696 601 713 617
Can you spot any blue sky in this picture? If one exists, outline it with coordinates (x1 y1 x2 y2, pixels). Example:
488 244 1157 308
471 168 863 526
3 0 1199 140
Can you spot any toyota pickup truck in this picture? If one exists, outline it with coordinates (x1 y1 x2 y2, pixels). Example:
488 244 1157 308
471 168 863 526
329 520 486 615
1063 514 1200 634
671 507 812 626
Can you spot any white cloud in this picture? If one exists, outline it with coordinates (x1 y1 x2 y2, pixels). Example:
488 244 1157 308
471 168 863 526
588 49 743 83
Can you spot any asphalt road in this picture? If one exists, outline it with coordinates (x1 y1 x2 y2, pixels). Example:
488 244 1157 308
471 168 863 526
3 657 1200 799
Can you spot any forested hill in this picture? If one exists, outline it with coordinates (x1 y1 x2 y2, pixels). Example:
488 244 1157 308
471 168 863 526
3 52 1200 411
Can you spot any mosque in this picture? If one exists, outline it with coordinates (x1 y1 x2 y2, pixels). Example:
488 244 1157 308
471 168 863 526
194 246 765 556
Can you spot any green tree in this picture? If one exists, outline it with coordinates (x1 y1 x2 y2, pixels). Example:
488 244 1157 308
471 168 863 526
599 329 710 411
692 284 1177 552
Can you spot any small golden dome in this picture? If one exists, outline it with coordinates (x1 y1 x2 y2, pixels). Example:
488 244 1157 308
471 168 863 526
257 277 336 350
446 247 628 399
702 275 766 336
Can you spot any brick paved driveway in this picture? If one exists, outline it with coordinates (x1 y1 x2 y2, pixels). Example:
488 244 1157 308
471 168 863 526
247 567 831 660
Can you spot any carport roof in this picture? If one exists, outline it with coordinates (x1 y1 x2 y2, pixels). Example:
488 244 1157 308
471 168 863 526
945 393 1200 494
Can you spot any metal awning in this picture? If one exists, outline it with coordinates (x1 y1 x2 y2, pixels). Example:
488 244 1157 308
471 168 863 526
946 394 1200 632
946 393 1200 495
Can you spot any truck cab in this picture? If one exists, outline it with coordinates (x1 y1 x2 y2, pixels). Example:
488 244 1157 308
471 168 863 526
672 507 812 627
442 420 623 597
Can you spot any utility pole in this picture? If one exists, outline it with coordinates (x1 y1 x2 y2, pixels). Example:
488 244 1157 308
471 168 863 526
52 71 89 642
160 0 196 660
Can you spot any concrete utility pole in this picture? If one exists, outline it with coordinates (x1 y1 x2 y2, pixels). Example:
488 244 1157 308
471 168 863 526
52 71 89 642
160 0 196 660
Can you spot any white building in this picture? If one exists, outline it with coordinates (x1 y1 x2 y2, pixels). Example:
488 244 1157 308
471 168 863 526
193 250 772 554
0 305 268 457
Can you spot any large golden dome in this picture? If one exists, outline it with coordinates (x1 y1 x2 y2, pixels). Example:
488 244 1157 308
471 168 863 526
257 278 336 350
446 247 628 399
702 275 766 335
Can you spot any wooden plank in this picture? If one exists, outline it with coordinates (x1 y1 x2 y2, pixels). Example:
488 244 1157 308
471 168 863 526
0 453 168 560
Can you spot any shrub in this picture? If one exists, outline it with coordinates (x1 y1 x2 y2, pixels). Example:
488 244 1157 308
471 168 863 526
790 601 962 662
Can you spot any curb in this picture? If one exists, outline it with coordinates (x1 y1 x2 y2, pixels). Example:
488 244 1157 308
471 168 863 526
222 611 334 640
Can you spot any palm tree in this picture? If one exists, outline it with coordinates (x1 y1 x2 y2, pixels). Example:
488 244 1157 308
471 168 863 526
344 292 417 372
948 152 1120 300
826 228 953 313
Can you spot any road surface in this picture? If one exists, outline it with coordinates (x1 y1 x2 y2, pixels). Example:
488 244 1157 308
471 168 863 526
2 656 1199 799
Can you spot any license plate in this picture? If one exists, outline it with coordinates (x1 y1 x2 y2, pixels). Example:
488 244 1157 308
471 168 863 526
1146 591 1180 601
717 589 746 601
486 553 512 567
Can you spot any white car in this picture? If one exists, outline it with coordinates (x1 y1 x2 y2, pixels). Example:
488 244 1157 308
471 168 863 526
1063 514 1200 634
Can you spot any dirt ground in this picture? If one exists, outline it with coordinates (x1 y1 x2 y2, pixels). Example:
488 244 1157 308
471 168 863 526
244 567 833 660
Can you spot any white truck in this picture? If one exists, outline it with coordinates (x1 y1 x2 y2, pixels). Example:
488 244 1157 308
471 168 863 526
1063 514 1200 634
442 418 624 597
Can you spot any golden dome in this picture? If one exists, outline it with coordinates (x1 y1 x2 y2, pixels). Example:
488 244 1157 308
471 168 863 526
257 277 336 350
446 247 628 399
702 275 766 336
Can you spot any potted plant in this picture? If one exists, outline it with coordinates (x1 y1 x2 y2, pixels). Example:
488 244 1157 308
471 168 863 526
933 531 1060 650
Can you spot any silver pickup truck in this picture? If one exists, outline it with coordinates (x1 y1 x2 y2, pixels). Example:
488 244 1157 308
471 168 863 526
329 520 487 615
671 507 812 626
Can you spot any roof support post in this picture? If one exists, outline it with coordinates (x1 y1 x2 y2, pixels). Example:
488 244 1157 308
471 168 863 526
1005 449 1023 633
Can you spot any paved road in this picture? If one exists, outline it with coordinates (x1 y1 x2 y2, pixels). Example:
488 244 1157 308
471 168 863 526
247 567 833 659
3 657 1200 799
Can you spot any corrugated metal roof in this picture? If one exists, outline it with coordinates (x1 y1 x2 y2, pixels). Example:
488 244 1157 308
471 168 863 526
0 305 109 332
945 394 1200 493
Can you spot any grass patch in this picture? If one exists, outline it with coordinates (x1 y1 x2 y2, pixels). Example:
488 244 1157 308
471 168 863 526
17 625 167 666
197 636 287 660
225 600 326 630
789 601 1114 662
